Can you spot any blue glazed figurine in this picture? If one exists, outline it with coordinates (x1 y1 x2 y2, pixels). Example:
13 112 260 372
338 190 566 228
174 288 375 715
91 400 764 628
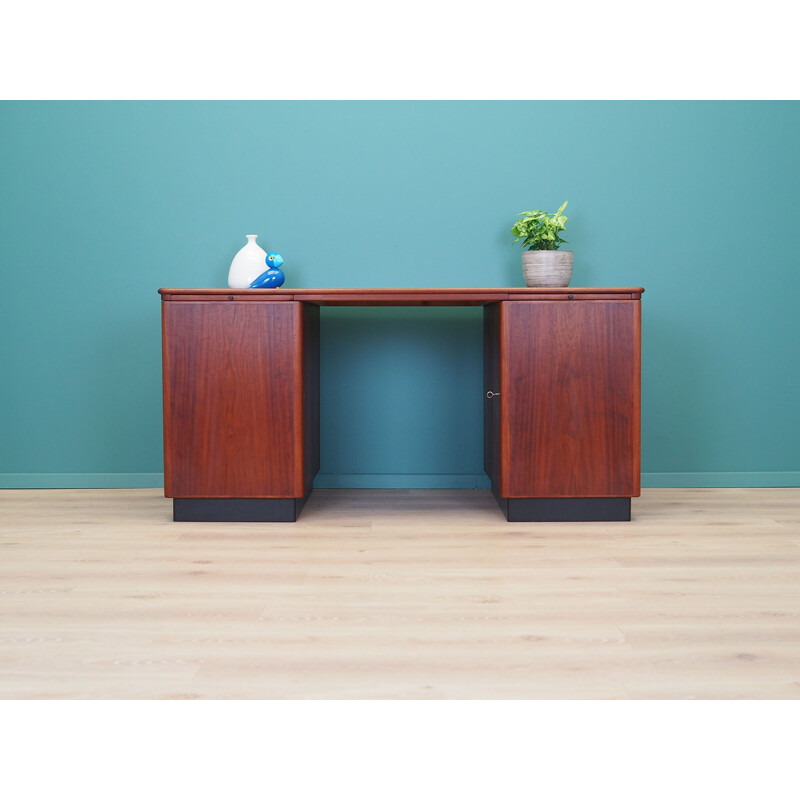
249 253 285 289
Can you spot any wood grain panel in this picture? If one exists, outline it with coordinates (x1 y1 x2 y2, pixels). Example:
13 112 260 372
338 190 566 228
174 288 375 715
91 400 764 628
162 301 301 498
504 292 638 301
161 294 296 302
502 300 641 498
159 287 645 304
297 294 500 306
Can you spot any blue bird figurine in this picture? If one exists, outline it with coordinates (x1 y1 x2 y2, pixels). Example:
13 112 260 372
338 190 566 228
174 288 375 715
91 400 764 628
249 253 285 289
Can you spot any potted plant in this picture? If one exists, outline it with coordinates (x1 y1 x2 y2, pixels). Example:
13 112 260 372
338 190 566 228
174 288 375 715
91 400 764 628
510 201 573 287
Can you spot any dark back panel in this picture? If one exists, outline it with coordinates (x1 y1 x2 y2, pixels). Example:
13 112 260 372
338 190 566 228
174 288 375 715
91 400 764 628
301 303 321 495
483 303 502 488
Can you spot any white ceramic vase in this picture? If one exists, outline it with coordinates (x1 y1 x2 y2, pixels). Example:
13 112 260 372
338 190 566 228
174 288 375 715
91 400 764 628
228 235 268 289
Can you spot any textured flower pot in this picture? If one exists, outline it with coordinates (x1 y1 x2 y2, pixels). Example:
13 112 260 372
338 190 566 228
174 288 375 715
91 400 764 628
521 250 574 287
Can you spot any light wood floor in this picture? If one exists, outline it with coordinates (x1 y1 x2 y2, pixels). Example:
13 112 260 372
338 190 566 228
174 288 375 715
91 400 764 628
1 488 799 699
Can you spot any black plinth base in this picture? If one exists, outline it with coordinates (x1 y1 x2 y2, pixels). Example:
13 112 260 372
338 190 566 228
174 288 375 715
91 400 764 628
491 485 631 522
173 493 310 522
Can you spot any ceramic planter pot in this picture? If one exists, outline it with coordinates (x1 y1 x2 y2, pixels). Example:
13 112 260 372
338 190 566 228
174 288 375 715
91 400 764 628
521 250 574 287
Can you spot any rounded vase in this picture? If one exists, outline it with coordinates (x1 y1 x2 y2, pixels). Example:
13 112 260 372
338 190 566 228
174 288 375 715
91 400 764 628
228 235 268 289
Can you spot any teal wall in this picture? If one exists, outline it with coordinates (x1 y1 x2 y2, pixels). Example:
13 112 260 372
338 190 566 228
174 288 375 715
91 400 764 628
1 101 798 489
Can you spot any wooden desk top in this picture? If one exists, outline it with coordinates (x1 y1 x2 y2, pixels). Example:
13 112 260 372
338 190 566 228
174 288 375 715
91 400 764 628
159 287 644 305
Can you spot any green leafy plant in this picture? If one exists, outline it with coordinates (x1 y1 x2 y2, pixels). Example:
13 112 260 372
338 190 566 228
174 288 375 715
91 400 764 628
510 201 569 250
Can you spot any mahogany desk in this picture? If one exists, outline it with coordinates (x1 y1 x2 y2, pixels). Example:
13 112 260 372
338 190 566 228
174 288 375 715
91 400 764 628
159 287 643 522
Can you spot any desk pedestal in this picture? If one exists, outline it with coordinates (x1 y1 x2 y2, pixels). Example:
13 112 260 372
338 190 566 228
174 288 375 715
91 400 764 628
161 300 320 518
484 299 641 521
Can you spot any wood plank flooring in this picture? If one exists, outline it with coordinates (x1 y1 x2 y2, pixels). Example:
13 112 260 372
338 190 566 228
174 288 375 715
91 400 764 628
1 488 798 699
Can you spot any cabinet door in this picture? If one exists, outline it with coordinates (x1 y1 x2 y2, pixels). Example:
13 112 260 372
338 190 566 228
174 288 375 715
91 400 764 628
501 300 641 498
162 301 301 498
